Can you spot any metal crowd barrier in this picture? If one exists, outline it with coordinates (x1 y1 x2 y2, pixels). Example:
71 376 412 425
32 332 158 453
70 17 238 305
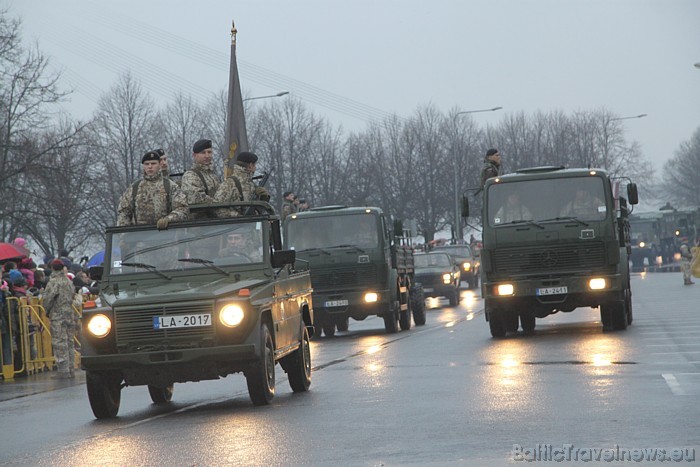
1 294 85 382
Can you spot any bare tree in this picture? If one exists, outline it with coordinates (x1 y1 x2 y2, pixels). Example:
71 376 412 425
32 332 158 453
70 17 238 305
159 92 207 173
661 126 700 207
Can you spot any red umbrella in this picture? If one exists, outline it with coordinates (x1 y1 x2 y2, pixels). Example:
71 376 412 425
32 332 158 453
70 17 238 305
0 242 30 261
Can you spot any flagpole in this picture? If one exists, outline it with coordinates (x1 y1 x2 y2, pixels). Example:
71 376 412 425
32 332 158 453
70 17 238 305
224 19 248 179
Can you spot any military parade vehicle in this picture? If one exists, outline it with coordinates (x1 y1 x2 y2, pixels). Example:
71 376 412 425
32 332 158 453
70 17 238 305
283 206 425 336
413 252 461 306
466 166 638 337
81 202 313 419
432 243 481 289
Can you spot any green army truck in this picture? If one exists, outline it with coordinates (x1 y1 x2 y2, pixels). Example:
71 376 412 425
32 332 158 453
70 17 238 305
283 206 425 336
468 167 638 337
81 202 313 419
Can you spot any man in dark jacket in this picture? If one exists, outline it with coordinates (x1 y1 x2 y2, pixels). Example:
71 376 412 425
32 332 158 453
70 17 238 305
480 148 502 188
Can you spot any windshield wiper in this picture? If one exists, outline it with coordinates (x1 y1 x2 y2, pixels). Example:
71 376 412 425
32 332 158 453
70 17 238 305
328 244 367 253
500 220 545 230
539 216 589 227
178 258 229 276
296 247 331 255
120 262 172 280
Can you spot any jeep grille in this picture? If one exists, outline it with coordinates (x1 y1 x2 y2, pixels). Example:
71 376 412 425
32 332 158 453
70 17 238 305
494 242 606 273
114 301 215 348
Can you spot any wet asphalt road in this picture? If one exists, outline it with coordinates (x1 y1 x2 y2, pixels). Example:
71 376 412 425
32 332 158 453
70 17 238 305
1 272 699 466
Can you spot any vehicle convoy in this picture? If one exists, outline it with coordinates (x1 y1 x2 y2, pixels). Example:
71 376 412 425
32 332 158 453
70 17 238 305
283 206 425 336
81 202 313 419
432 243 480 289
628 208 699 268
467 166 638 337
413 252 461 306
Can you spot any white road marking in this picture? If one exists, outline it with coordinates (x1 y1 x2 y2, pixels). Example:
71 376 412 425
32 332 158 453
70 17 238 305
662 374 687 396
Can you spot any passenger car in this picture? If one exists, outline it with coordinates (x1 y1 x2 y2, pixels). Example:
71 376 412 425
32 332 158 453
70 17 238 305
432 244 480 289
413 252 460 306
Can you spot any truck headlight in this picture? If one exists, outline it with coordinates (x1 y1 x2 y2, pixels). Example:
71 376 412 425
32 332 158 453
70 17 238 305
497 284 514 296
442 273 452 284
220 304 245 327
87 314 112 338
462 262 471 272
364 292 378 303
588 278 607 290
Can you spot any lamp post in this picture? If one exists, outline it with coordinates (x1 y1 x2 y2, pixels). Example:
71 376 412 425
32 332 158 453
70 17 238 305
610 113 647 121
243 91 289 102
694 63 700 69
453 106 503 242
601 113 647 169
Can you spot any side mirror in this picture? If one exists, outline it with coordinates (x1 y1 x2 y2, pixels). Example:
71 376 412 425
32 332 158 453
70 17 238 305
88 266 103 281
461 195 470 218
627 183 639 205
272 250 296 268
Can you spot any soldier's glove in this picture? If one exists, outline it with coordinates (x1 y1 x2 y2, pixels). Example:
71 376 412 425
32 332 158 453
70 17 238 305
156 217 170 230
254 186 271 202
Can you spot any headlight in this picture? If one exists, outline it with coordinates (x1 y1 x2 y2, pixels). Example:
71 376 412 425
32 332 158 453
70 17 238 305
639 241 645 248
220 304 245 327
442 273 452 284
87 314 112 338
364 292 378 303
589 278 607 290
462 262 471 272
497 284 514 296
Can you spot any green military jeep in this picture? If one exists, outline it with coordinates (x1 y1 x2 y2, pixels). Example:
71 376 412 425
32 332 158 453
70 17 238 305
81 202 313 419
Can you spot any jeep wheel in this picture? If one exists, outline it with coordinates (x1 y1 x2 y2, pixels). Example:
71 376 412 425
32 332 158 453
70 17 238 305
410 284 426 326
285 326 311 393
246 323 275 405
383 301 399 334
148 384 174 404
86 371 121 419
448 288 459 307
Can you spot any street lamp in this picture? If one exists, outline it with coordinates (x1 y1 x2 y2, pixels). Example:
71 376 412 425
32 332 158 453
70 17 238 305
601 113 647 170
453 106 503 242
610 113 647 121
243 91 289 102
694 63 700 69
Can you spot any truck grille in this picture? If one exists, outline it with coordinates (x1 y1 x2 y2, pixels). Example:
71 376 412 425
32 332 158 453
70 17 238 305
494 243 606 273
310 264 379 291
114 301 215 347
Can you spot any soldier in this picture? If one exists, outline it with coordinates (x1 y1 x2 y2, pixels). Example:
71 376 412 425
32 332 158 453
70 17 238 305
480 148 502 188
43 259 78 379
297 198 309 212
213 151 270 218
495 192 533 224
680 238 695 286
281 191 296 220
156 148 169 178
117 150 189 229
181 138 222 219
560 186 605 219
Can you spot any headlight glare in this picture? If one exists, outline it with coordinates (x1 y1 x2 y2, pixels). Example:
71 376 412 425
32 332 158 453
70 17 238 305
87 314 112 338
462 262 471 271
497 284 514 296
364 292 378 303
220 304 245 327
589 278 606 290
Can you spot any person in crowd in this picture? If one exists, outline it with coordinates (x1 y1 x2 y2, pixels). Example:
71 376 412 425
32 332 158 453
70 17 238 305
33 269 47 291
281 191 296 220
0 279 13 371
117 150 188 229
213 151 270 218
495 193 534 224
43 259 79 379
680 237 695 286
480 148 502 189
18 258 35 288
181 139 222 219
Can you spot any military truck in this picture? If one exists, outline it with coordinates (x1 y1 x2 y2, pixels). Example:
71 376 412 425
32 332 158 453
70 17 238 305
283 206 425 336
81 202 313 419
466 167 638 337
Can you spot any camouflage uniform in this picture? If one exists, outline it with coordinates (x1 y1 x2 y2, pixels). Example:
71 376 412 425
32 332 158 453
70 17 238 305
213 164 255 218
480 159 501 188
117 173 189 226
281 199 296 220
181 162 221 219
43 270 78 377
680 242 694 285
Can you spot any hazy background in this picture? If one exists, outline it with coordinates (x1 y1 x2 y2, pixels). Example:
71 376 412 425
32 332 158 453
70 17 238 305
8 0 700 171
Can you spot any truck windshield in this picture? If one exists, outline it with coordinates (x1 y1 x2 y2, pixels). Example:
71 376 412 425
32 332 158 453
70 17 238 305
286 213 379 250
487 176 608 227
108 221 264 275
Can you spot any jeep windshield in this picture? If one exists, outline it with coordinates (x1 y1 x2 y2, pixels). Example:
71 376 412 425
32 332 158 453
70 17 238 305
433 245 473 258
487 176 608 227
108 221 265 276
286 213 379 250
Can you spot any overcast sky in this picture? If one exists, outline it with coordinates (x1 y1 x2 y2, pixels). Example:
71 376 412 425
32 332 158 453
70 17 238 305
8 0 700 173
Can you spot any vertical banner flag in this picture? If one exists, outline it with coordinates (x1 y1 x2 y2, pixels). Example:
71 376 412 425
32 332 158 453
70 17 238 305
224 21 249 179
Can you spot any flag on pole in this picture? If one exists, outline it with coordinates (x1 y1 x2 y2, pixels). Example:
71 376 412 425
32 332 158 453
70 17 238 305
224 20 249 179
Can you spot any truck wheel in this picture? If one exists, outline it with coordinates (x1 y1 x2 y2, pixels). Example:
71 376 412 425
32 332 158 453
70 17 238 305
322 322 336 337
246 323 275 406
449 288 459 307
399 307 412 331
488 312 507 338
612 300 628 331
86 371 121 419
411 284 426 326
148 384 174 404
600 305 613 331
336 317 349 332
504 312 519 333
383 302 399 334
285 326 311 393
625 287 634 325
520 313 536 334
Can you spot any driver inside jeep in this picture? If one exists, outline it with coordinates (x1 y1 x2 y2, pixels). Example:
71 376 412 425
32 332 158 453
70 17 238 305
218 231 262 262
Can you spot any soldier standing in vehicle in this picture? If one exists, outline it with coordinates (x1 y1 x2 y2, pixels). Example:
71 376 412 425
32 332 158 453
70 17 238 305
480 148 502 188
281 191 296 220
117 150 189 229
157 148 169 178
43 259 79 379
181 139 222 219
213 151 270 218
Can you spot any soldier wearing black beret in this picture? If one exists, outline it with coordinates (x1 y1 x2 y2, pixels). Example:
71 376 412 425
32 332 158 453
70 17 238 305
213 150 270 218
480 148 502 188
180 138 222 218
